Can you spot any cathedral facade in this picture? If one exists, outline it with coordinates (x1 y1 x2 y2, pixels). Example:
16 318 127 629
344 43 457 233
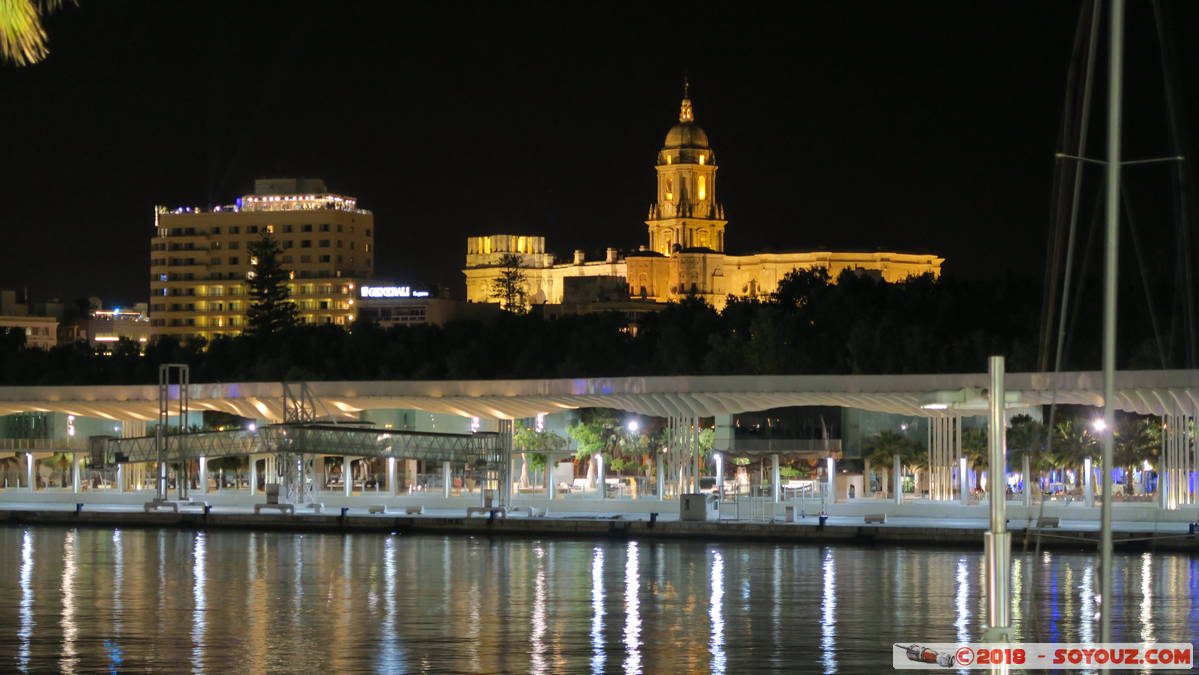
464 91 943 309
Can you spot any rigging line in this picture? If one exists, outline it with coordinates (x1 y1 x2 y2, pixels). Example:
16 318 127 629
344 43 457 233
1151 0 1198 369
1060 183 1106 372
1053 0 1104 376
1118 181 1169 369
1040 1 1100 371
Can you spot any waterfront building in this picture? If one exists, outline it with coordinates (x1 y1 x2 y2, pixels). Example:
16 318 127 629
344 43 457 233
0 289 59 349
77 305 151 349
150 178 374 341
463 89 944 309
356 282 500 327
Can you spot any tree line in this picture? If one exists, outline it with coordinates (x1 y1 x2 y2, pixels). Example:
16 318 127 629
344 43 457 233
0 267 1170 386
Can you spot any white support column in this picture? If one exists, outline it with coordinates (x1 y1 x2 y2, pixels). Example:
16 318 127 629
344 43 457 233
827 456 836 504
72 453 81 494
960 456 969 506
1022 455 1032 507
343 457 353 497
657 456 665 501
443 461 452 498
248 455 258 495
387 457 398 496
893 454 903 505
1083 457 1094 507
544 455 555 500
715 452 724 501
597 454 606 499
116 464 125 492
198 457 208 495
770 454 780 503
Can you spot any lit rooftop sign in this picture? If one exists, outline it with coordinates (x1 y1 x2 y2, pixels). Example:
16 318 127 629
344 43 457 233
361 285 429 299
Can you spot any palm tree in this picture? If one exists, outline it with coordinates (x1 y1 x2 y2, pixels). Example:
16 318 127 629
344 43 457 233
1054 420 1098 495
0 0 69 66
960 428 988 494
862 430 913 499
1112 416 1160 495
1007 414 1047 497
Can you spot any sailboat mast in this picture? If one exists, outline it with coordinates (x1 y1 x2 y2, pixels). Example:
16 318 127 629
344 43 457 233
1100 0 1123 645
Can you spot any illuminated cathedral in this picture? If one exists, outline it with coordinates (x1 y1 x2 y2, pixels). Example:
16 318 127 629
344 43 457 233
464 86 943 310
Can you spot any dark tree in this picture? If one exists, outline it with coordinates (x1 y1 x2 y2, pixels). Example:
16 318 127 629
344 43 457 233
489 253 528 312
245 233 298 337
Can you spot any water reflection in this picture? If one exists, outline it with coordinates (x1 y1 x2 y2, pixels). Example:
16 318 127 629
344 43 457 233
821 547 837 674
191 532 206 673
590 546 605 675
18 529 34 672
59 528 77 674
955 558 969 644
0 528 1197 673
623 541 642 675
709 549 726 675
530 544 548 675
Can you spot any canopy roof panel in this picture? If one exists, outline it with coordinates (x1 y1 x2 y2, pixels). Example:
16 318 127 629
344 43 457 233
0 370 1195 423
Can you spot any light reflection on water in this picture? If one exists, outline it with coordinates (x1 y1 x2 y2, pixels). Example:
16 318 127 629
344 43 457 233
0 526 1197 673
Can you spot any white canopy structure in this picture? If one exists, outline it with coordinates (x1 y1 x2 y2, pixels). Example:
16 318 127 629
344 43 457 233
0 370 1195 422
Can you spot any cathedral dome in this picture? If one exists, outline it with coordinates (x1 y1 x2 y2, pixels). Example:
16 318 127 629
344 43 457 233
663 121 710 149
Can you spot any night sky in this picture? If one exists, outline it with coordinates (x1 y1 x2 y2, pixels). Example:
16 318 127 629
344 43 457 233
3 1 1198 306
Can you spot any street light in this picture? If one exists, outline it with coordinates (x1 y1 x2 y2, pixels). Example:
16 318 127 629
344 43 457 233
626 420 639 433
1091 418 1107 433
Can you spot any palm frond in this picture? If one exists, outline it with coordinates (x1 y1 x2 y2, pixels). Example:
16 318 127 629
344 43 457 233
0 0 68 66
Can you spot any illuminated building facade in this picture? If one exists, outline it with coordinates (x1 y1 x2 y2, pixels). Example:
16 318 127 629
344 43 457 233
464 89 943 309
150 178 374 340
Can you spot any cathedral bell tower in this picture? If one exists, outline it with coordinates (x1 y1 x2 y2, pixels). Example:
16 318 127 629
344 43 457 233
646 83 727 256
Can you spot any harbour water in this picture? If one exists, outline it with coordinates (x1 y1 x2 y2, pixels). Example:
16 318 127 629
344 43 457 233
1 526 1195 673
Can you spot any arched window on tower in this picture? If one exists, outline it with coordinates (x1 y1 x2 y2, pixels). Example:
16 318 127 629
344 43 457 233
698 176 707 201
665 178 674 201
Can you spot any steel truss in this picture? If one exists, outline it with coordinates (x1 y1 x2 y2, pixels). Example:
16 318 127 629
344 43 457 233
91 424 504 466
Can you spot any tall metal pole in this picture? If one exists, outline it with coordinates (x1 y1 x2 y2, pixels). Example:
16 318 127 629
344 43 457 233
1100 0 1124 645
983 356 1012 641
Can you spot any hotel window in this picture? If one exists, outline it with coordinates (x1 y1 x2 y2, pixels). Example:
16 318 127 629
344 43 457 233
302 224 313 232
228 257 239 265
228 241 239 250
282 255 293 264
283 224 294 233
230 226 240 234
320 223 330 232
211 226 221 234
301 240 311 248
319 239 330 247
300 255 312 263
336 224 343 232
247 226 259 234
283 240 293 249
319 255 331 263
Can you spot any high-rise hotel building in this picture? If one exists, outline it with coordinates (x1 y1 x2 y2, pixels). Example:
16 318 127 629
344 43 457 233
150 178 374 340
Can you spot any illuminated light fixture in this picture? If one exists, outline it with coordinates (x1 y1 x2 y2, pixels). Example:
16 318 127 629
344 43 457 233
247 423 257 432
626 420 639 433
1091 418 1107 433
918 387 1021 412
94 336 119 342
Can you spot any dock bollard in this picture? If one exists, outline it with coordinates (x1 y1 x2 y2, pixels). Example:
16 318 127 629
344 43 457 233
818 514 828 528
75 503 83 514
203 505 212 515
649 512 658 526
340 507 349 517
1190 522 1198 535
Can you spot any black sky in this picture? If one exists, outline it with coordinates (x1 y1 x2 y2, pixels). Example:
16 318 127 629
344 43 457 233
3 1 1198 306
